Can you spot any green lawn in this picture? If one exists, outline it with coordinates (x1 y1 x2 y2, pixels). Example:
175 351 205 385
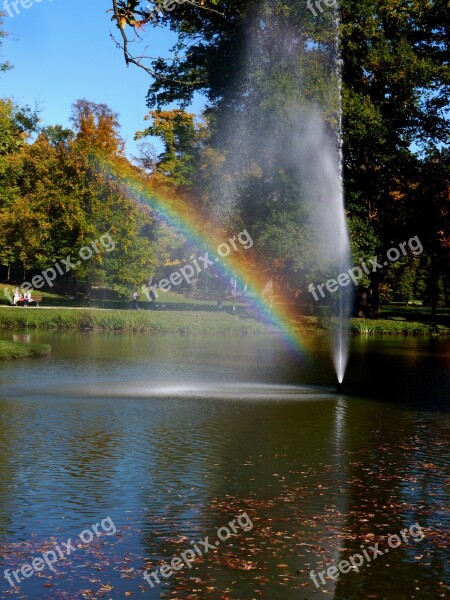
381 304 450 326
0 284 244 310
1 283 449 336
0 340 51 360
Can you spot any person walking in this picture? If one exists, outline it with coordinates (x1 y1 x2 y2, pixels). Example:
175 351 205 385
132 290 140 310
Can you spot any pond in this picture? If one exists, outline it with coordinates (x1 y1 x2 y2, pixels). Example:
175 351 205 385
0 332 449 599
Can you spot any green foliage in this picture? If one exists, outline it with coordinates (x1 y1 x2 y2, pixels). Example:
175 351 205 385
341 0 449 309
0 340 51 359
0 99 39 155
0 13 12 72
135 109 201 188
112 0 449 309
351 318 437 336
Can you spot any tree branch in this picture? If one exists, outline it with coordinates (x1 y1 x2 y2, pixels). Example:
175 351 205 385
110 0 207 86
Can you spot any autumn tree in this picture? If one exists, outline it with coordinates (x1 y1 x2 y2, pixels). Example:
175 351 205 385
0 99 40 279
135 109 201 189
71 99 124 156
0 99 158 296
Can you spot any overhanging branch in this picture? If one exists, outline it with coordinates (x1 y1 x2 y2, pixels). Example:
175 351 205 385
110 0 220 86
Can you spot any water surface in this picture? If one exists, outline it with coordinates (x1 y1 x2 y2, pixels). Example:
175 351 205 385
0 333 448 599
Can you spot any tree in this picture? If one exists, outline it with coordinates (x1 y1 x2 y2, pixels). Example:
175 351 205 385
0 99 158 295
71 99 125 156
135 109 201 188
0 13 12 72
109 0 449 310
111 1 341 303
110 1 333 111
0 99 40 279
341 0 449 312
0 99 39 155
413 148 450 312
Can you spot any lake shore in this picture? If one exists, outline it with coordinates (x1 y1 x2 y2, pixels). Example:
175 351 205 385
0 307 271 335
0 306 448 336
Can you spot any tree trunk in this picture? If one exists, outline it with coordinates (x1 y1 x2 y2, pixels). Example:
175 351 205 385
430 253 438 319
442 249 450 308
442 274 449 309
370 271 381 317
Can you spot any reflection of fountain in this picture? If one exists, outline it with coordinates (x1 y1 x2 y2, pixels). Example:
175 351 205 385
323 396 350 598
9 381 337 401
308 398 349 598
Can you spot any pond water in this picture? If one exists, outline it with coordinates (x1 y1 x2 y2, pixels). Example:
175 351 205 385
0 332 449 599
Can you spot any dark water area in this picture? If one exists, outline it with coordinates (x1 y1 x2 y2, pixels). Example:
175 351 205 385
0 332 448 599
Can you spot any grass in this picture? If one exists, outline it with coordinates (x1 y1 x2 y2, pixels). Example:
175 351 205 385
0 306 271 334
0 283 247 310
351 319 435 336
0 340 51 360
1 282 449 337
350 306 450 336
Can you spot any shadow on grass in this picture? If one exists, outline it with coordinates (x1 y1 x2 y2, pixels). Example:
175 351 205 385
381 306 450 328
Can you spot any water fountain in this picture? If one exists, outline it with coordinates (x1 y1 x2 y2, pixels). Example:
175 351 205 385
333 9 352 391
209 6 352 390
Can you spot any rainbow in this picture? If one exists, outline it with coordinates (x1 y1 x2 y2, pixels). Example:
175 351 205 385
99 157 310 356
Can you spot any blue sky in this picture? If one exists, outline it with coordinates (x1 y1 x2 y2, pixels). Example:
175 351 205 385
1 0 203 156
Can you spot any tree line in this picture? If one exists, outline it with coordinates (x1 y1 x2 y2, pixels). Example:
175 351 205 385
0 1 448 311
0 96 158 298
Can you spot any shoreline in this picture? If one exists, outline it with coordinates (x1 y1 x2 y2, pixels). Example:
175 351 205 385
0 307 448 337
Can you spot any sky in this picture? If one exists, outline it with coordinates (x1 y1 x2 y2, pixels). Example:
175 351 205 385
1 0 204 157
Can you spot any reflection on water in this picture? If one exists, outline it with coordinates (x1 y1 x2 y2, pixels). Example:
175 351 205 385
0 333 448 599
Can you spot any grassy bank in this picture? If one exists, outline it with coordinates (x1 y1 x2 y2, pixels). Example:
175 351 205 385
0 307 270 334
350 306 450 336
0 305 448 337
0 340 51 360
350 318 449 336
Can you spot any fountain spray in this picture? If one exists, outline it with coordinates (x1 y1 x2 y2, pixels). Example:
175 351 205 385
332 5 352 391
